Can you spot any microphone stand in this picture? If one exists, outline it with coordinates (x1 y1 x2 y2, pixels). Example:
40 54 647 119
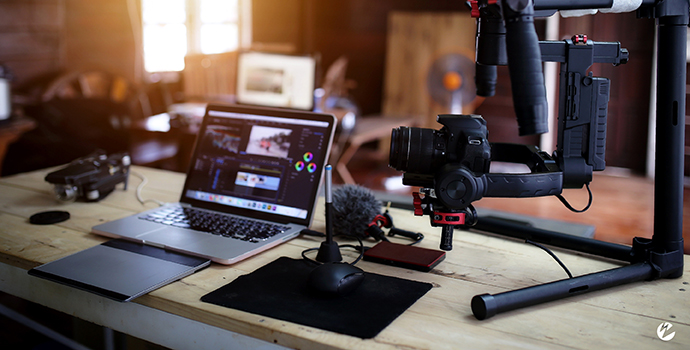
316 165 343 263
470 0 686 319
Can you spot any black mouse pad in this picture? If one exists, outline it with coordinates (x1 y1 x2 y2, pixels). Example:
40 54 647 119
201 257 433 339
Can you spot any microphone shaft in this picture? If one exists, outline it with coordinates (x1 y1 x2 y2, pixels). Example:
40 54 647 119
325 165 334 244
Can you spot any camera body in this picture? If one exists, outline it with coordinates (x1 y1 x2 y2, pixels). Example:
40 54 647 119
45 150 131 202
390 114 491 210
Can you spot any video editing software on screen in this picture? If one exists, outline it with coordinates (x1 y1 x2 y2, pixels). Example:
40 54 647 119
184 111 329 220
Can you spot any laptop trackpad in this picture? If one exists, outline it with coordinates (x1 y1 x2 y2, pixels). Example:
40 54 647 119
139 227 210 249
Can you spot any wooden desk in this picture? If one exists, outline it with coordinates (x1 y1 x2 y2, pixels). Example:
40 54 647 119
0 166 688 349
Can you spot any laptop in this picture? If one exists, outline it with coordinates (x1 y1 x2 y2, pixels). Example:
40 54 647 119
93 104 336 264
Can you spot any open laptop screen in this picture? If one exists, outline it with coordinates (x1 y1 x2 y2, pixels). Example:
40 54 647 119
180 104 335 226
236 52 316 110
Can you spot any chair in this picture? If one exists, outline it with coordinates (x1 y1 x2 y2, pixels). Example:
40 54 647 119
316 56 358 167
318 57 419 184
334 115 418 184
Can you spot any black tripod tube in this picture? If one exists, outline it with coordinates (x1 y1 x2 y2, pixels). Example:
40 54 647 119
652 11 686 266
474 216 633 262
471 262 654 320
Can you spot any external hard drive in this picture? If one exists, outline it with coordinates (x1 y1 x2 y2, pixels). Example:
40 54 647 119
363 241 446 272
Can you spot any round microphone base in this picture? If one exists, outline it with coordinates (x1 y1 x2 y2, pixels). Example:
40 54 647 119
315 241 343 263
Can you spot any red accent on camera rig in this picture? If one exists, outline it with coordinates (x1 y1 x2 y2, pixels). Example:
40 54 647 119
432 212 466 226
469 0 498 18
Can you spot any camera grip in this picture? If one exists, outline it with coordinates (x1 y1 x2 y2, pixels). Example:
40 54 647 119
485 173 562 197
502 2 548 135
440 225 454 251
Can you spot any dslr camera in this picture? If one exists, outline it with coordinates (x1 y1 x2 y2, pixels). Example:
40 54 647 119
389 114 562 251
45 150 131 202
389 114 492 211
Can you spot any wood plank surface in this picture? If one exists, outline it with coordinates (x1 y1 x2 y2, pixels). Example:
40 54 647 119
0 166 688 349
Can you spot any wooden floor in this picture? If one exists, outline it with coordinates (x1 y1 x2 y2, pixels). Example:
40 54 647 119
342 148 690 253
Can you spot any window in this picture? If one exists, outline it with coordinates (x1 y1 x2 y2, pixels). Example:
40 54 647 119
142 0 242 73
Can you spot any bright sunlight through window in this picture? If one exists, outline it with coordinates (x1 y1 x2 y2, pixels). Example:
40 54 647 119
142 0 240 72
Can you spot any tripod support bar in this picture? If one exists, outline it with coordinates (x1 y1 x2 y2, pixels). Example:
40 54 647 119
471 262 654 320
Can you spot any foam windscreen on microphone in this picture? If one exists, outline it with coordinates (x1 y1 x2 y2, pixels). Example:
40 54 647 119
331 184 381 237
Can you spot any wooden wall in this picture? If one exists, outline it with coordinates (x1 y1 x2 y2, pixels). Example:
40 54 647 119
0 0 137 93
0 0 65 88
62 0 137 82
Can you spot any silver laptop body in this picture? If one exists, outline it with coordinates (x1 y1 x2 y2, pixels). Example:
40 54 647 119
93 104 336 264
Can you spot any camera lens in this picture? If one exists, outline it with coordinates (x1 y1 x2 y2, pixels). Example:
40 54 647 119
53 184 77 202
389 126 438 173
389 127 409 170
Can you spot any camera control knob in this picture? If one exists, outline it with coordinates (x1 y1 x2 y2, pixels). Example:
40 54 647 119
435 165 487 209
445 180 467 200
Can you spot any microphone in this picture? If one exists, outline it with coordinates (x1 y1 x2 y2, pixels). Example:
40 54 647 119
331 184 382 239
332 184 424 243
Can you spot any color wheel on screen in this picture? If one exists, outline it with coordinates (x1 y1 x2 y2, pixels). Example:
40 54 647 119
303 152 313 162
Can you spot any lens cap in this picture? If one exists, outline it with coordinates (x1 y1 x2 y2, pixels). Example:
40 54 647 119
29 211 70 225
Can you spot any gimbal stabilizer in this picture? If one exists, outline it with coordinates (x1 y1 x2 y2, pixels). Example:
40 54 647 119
390 0 686 319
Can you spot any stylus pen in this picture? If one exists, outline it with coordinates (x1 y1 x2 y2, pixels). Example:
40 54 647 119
324 165 334 244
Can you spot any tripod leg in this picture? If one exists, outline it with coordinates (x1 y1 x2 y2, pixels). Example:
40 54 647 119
471 262 654 320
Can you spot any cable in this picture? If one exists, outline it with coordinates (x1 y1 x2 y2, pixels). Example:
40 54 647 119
129 171 166 206
302 224 424 246
556 183 593 213
407 233 424 246
525 239 573 279
301 234 365 266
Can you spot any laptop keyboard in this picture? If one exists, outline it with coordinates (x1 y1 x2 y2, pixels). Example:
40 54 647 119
138 207 290 243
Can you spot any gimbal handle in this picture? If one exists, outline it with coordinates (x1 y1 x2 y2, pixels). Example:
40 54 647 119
501 0 549 135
